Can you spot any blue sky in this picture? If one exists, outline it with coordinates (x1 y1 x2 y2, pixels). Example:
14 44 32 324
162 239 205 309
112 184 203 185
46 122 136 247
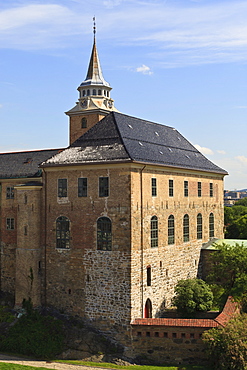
1 0 247 190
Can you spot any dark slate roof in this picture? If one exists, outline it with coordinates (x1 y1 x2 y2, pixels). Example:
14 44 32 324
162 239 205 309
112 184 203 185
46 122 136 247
43 112 227 175
0 149 63 179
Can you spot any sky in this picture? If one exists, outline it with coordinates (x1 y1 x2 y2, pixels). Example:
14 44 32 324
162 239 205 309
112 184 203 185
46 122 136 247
1 0 247 190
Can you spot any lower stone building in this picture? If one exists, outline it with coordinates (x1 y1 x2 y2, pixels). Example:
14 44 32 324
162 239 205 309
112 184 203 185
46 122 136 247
0 34 228 354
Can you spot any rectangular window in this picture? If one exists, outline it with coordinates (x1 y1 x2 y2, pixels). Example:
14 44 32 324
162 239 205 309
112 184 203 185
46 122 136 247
6 187 14 199
147 266 151 286
99 177 109 197
78 178 87 197
184 180 188 197
6 218 14 230
58 179 67 198
169 179 174 197
151 178 157 197
198 182 202 197
210 183 213 197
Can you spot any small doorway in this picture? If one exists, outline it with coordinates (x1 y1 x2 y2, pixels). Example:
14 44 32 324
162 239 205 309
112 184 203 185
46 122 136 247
144 298 152 318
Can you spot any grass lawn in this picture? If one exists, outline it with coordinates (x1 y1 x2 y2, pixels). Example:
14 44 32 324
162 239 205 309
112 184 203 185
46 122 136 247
55 360 213 370
0 360 213 370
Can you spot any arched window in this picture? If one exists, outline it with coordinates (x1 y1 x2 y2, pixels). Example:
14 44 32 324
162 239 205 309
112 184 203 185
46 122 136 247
168 215 175 245
151 216 158 248
209 213 214 238
144 299 152 318
81 117 87 128
97 217 112 250
197 213 203 239
183 214 189 242
82 90 86 96
56 216 70 249
93 89 96 95
87 89 90 96
98 89 102 95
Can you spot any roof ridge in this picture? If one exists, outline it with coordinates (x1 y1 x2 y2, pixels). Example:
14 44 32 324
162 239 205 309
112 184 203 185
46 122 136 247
0 148 63 156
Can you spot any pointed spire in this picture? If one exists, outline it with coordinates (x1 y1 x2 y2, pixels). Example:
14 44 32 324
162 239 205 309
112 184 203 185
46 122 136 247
81 17 110 87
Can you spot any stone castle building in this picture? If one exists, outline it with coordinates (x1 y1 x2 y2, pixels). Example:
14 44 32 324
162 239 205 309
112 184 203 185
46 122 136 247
0 33 227 350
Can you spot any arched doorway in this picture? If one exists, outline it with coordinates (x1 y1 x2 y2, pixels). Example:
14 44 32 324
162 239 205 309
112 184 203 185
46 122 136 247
144 298 152 318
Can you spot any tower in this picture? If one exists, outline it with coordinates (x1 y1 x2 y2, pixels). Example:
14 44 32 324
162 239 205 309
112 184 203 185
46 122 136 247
66 19 118 145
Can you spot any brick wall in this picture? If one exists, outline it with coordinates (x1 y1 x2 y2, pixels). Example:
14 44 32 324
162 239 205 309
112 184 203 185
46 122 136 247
130 297 239 365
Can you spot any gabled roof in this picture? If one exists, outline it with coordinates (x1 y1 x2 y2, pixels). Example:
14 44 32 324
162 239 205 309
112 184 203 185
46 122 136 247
0 149 63 179
43 112 227 175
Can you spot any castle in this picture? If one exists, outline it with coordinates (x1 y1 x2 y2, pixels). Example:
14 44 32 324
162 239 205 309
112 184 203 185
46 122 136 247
0 30 227 352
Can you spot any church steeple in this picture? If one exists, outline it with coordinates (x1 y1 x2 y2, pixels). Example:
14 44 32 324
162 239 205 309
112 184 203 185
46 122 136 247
66 18 118 145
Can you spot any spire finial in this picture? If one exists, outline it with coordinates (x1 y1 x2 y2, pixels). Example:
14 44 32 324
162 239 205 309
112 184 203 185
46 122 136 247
93 16 96 42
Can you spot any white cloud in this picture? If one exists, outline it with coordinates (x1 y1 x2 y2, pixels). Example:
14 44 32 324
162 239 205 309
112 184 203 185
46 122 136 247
1 1 247 66
217 150 226 155
136 64 153 75
235 155 247 165
194 144 213 155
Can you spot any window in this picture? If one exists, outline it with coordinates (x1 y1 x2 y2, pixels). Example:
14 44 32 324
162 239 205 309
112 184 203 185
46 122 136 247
209 213 214 238
6 218 14 230
210 183 213 197
87 89 90 96
82 90 86 96
168 215 175 245
78 178 87 197
169 179 174 197
183 214 189 242
6 187 14 199
98 89 102 95
93 89 96 95
151 216 158 248
58 179 67 198
198 182 202 197
197 213 202 239
56 216 70 249
147 266 151 286
151 178 157 196
81 117 87 128
99 177 109 197
24 226 28 236
97 217 112 250
184 181 188 197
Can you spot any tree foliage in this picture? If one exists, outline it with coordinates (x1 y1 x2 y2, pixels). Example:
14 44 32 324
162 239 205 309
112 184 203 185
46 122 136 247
172 278 213 316
207 243 247 302
203 314 247 370
0 307 64 358
224 201 247 239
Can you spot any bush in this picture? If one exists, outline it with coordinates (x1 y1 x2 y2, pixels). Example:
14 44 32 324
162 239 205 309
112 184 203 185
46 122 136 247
0 308 64 358
172 278 213 316
203 313 247 369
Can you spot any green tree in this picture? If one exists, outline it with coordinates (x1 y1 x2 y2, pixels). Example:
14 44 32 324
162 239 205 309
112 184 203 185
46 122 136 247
203 314 247 370
224 204 247 238
207 243 247 302
172 278 213 316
